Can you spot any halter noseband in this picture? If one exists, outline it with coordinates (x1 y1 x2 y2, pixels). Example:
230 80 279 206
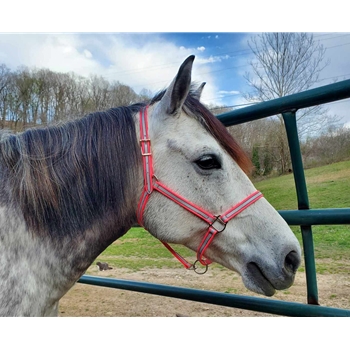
137 106 263 273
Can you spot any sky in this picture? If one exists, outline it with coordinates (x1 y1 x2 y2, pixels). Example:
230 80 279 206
1 2 350 129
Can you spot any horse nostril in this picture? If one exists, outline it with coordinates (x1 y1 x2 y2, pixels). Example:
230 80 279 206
284 251 301 274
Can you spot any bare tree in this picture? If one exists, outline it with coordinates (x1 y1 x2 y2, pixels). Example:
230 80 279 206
109 81 139 107
0 64 12 129
245 33 329 99
89 75 111 111
243 32 340 173
301 125 350 167
11 66 36 131
244 33 343 133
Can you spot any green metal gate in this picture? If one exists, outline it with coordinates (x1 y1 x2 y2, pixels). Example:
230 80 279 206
79 79 350 317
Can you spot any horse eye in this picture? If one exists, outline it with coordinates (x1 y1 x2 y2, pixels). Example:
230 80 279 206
195 155 221 170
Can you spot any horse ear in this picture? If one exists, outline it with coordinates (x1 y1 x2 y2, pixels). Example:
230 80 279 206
193 82 206 100
158 55 195 115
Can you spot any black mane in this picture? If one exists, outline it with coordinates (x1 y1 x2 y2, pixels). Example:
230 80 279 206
0 104 143 238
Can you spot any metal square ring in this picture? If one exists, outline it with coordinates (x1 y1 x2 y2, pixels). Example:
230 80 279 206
210 216 227 232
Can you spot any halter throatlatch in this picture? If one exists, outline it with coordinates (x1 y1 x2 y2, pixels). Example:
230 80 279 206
137 106 263 273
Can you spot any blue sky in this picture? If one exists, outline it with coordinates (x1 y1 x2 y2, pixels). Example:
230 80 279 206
1 2 350 128
0 32 252 106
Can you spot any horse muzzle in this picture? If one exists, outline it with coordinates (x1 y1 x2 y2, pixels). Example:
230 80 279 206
243 249 301 296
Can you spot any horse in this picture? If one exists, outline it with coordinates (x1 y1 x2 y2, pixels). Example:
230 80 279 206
0 55 301 316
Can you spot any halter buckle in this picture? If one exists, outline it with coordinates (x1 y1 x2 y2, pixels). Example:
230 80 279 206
210 216 227 232
140 138 152 156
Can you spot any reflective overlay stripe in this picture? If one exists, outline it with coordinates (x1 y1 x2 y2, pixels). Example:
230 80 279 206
154 182 216 224
221 191 263 223
161 241 193 269
196 226 217 265
137 190 150 226
196 191 263 265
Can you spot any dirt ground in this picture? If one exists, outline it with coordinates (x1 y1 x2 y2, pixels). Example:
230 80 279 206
59 263 350 317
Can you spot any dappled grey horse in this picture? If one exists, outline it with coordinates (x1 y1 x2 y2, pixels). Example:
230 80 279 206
0 56 301 316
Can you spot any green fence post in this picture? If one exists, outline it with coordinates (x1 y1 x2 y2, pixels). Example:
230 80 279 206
282 111 319 305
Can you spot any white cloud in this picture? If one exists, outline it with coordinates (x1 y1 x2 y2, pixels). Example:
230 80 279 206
0 34 102 77
83 49 93 59
0 33 219 101
197 54 230 64
197 46 205 52
218 90 240 96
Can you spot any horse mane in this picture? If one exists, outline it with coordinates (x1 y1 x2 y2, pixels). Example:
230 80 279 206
0 105 142 238
150 86 253 175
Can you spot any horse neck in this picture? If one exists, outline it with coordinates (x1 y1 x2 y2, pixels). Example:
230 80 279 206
0 109 143 315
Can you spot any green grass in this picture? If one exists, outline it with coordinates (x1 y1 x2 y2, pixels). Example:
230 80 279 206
254 160 350 209
93 160 350 274
96 227 195 270
254 160 350 274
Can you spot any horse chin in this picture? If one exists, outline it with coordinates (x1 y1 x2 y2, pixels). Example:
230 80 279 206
242 262 277 297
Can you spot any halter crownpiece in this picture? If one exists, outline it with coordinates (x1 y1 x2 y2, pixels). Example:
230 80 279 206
137 106 263 273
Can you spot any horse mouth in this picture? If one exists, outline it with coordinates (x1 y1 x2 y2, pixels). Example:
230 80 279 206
246 262 276 296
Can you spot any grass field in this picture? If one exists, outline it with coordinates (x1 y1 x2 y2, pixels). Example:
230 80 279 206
254 159 350 274
95 160 350 274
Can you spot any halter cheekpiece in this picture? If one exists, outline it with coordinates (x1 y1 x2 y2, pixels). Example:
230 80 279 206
137 106 263 273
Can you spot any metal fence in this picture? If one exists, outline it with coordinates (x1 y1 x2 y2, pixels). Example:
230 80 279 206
79 79 350 317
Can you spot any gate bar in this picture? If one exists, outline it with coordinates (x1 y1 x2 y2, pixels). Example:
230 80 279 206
79 275 350 317
217 79 350 126
279 208 350 225
282 111 318 305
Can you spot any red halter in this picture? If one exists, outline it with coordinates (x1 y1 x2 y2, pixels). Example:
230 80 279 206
137 106 263 273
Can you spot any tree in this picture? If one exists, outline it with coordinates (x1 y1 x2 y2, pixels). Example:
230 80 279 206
243 33 338 173
109 82 139 107
0 64 11 128
251 144 261 175
244 33 329 101
89 75 111 111
262 148 273 176
301 125 350 167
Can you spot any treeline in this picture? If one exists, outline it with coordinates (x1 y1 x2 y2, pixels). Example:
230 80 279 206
301 126 350 168
222 114 350 176
0 63 152 131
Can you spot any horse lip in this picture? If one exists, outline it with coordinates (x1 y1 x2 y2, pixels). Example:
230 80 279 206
246 262 276 296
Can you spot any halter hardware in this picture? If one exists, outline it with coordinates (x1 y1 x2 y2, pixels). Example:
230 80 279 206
140 138 152 156
192 260 209 275
210 216 227 233
137 106 263 274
